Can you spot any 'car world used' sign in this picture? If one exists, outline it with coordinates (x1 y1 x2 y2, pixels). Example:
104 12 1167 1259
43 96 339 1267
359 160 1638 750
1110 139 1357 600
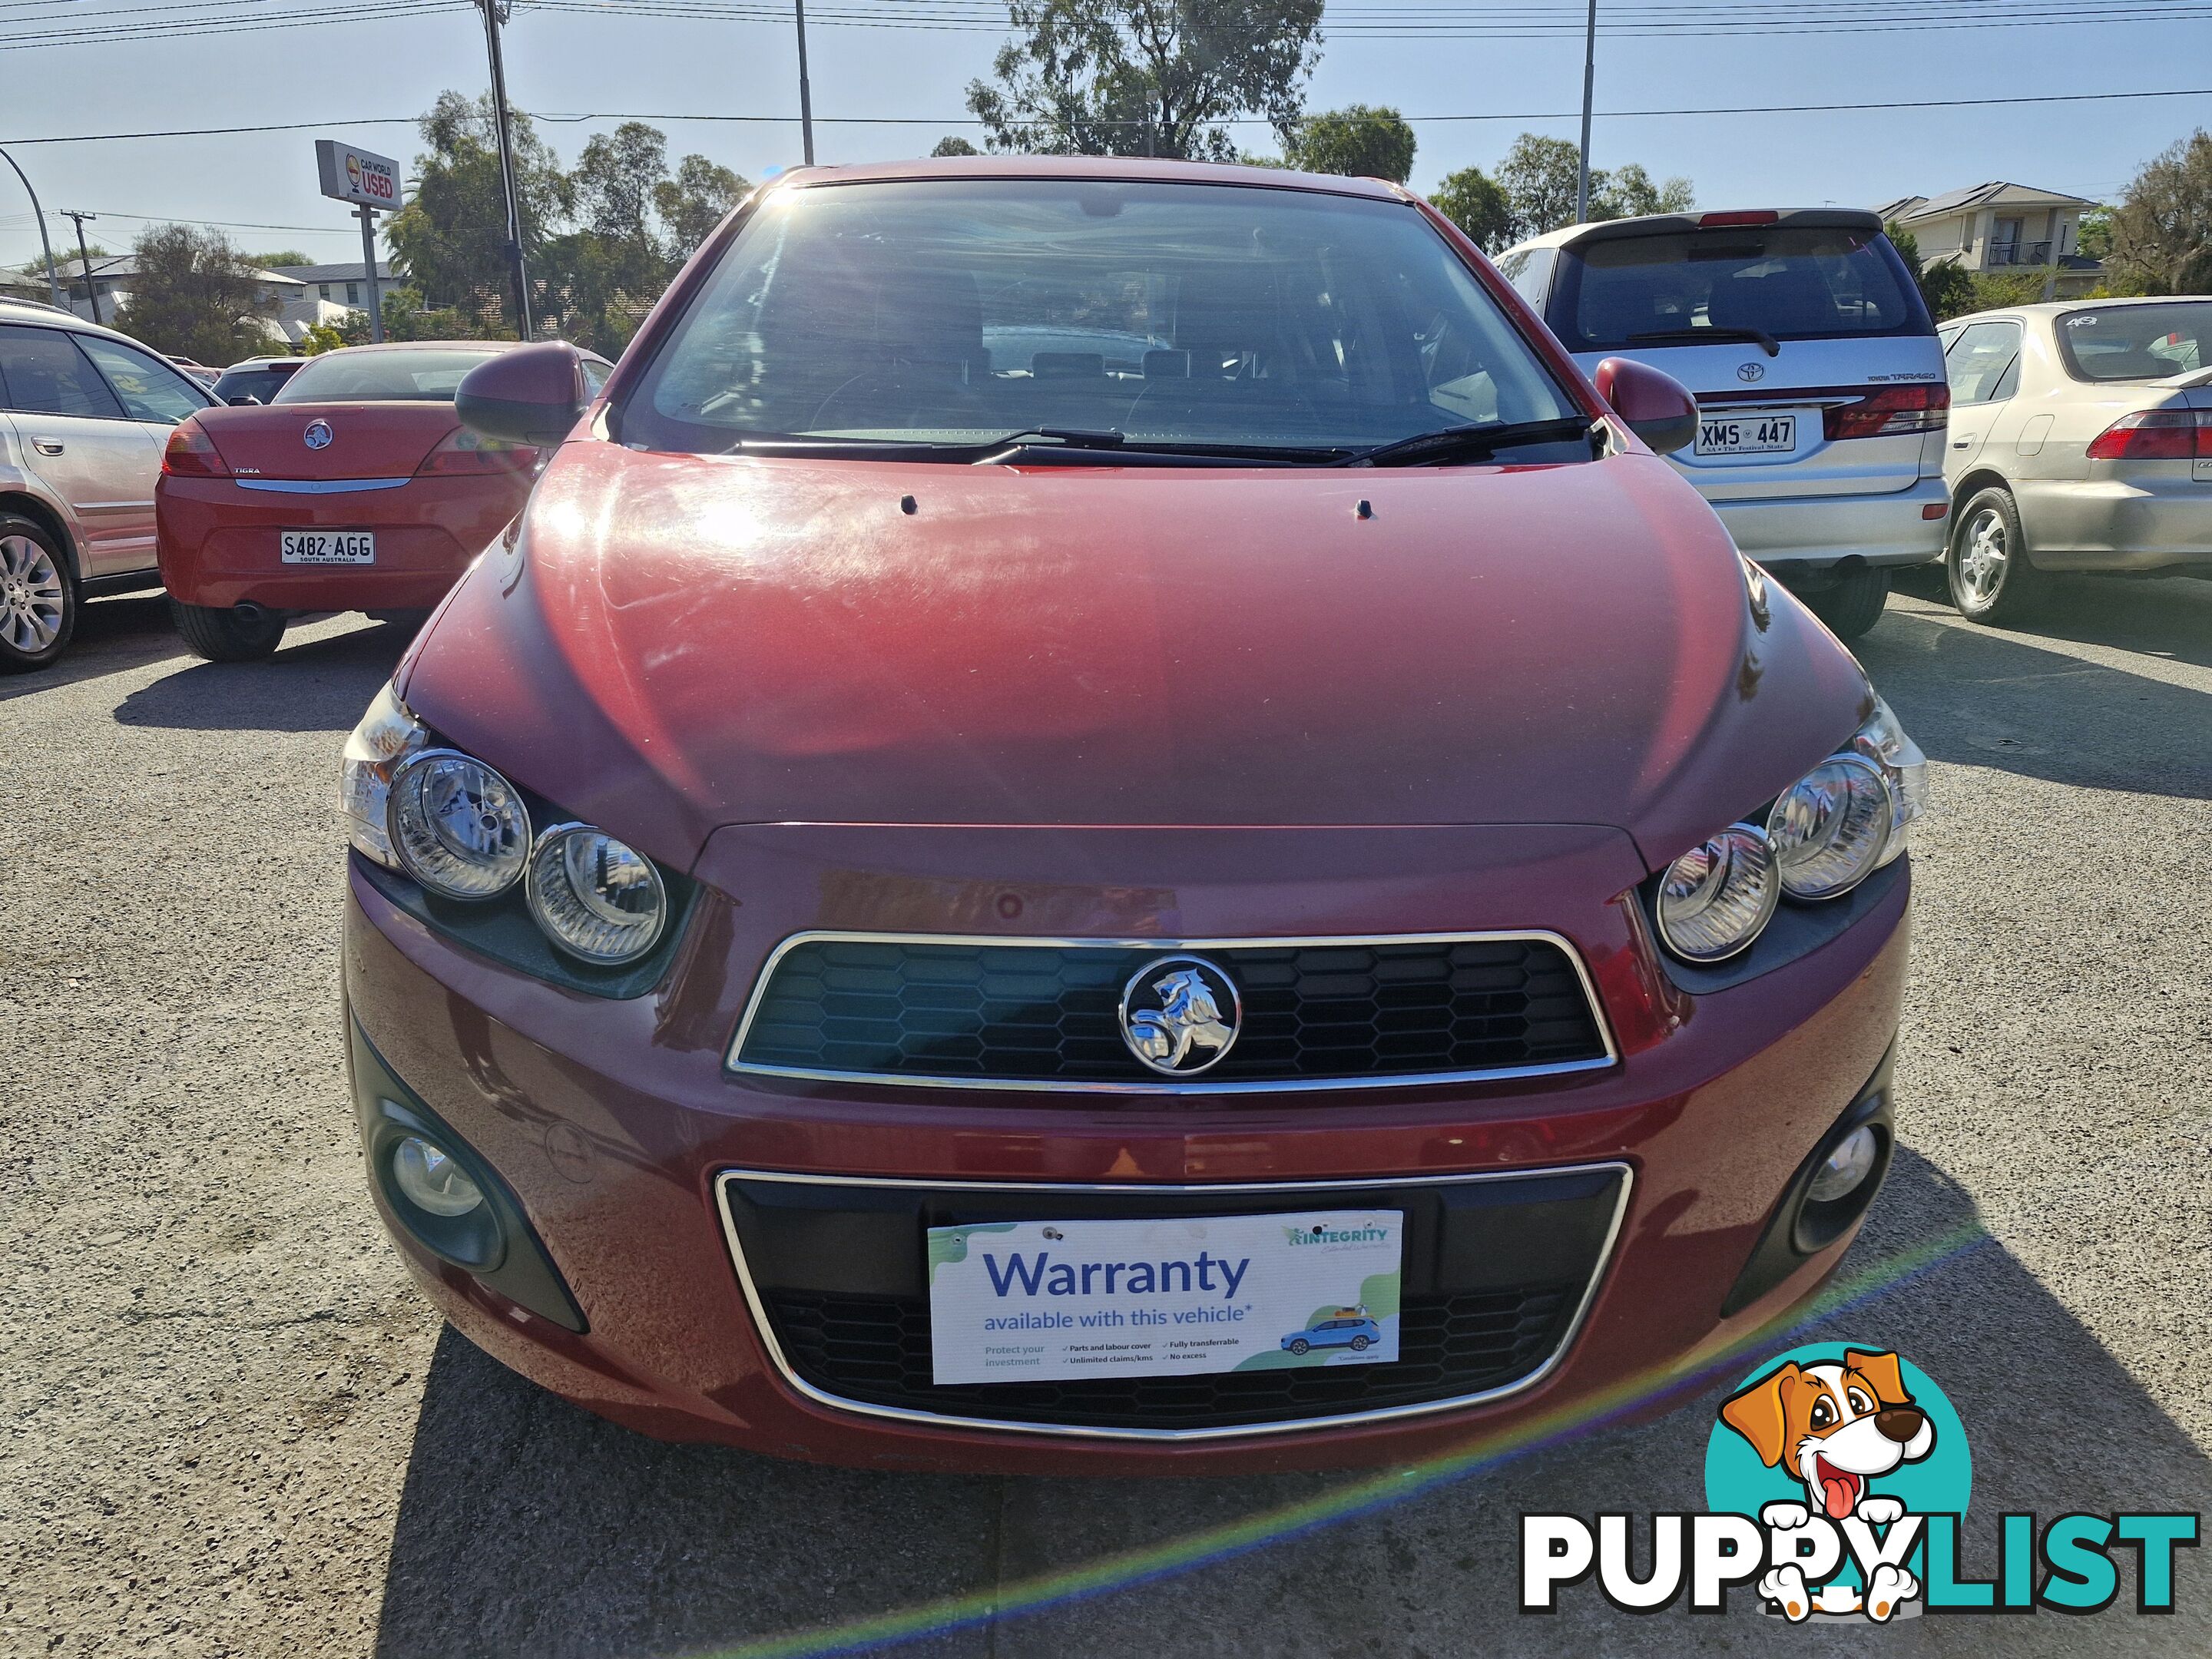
315 139 401 210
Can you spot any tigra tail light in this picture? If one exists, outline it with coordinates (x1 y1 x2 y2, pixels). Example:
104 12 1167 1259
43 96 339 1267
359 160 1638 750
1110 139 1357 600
1823 383 1949 441
416 427 541 476
161 417 231 477
2086 408 2212 461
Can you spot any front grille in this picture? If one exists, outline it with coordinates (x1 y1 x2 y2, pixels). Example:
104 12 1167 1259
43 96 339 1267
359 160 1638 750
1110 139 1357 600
764 1285 1577 1431
730 934 1610 1089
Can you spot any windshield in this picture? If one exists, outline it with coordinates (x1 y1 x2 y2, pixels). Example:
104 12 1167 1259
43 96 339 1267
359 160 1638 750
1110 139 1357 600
2057 303 2212 381
273 348 502 404
621 178 1577 456
1553 224 1929 351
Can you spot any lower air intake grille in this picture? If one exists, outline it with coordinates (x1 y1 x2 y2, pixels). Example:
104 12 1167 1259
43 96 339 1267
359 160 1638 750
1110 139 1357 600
763 1285 1578 1432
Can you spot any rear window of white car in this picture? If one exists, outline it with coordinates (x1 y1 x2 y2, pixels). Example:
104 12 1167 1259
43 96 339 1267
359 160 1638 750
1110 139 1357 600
2057 303 2212 381
273 348 502 403
1551 225 1930 351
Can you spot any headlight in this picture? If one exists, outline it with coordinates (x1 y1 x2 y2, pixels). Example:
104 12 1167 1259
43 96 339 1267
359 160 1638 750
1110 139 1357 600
339 682 428 867
1655 823 1779 963
1851 694 1928 866
527 823 668 963
389 750 532 899
1767 753 1890 900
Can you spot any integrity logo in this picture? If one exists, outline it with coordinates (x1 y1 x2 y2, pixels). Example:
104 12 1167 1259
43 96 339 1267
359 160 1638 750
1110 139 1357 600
1522 1342 2199 1621
1283 1221 1393 1247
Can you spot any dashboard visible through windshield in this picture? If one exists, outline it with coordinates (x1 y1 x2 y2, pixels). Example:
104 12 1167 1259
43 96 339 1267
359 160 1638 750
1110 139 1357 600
621 177 1582 461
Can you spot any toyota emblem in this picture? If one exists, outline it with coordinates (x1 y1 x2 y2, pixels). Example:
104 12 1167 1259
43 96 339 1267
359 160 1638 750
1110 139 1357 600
1736 362 1766 383
303 419 333 450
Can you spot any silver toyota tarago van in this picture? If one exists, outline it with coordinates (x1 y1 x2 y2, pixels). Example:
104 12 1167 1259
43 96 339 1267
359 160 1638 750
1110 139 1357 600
1498 209 1949 638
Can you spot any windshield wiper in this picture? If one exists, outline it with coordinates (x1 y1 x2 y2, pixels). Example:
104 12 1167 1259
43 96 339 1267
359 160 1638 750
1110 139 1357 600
724 433 988 458
985 426 1130 451
1335 416 1597 469
1625 326 1781 358
976 428 1349 466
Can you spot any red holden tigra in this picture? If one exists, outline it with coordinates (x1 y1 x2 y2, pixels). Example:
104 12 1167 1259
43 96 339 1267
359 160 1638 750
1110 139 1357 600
156 341 609 661
339 159 1926 1474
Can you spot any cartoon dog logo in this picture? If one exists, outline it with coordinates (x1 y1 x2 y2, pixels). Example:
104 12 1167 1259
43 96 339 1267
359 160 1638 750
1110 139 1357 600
1718 1348 1936 1621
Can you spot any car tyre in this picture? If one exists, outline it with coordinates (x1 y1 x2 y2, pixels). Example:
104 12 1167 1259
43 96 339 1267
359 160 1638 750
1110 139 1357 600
0 514 77 674
1949 488 2042 624
1349 1335 1370 1351
171 599 288 662
1802 566 1890 641
1288 1338 1310 1356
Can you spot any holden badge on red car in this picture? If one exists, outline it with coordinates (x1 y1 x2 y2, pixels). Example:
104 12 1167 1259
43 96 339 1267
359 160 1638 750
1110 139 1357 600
1119 955 1241 1076
302 419 334 450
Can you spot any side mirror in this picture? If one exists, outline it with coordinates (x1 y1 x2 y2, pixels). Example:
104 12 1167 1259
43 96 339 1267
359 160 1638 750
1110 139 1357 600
1593 357 1699 456
455 341 589 448
226 395 262 406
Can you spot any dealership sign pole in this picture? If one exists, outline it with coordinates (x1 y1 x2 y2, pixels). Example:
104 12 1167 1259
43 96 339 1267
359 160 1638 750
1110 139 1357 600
315 139 400 343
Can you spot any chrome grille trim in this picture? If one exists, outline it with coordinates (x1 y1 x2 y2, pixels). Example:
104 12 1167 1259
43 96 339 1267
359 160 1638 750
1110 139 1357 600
722 929 1619 1094
713 1163 1634 1442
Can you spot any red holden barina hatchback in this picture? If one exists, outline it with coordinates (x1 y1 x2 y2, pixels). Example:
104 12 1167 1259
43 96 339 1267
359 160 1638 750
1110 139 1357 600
339 159 1929 1473
155 340 610 661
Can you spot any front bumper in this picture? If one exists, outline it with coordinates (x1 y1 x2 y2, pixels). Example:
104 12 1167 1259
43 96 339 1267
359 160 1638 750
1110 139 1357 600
342 837 1910 1475
1711 478 1949 573
2015 474 2212 572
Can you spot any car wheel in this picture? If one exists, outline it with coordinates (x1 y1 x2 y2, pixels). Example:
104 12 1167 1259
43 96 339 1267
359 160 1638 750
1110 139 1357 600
1349 1335 1370 1351
1288 1338 1310 1356
0 515 76 674
1802 566 1890 641
170 599 288 662
1949 488 2042 624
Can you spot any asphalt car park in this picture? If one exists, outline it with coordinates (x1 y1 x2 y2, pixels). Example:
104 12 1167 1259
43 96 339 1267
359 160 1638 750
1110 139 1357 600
3 572 2207 1656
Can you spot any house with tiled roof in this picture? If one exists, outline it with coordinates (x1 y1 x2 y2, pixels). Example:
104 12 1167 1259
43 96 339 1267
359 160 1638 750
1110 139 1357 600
1872 182 2104 299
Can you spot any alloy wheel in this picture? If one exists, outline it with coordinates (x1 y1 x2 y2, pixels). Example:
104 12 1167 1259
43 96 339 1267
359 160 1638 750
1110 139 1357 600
0 533 65 653
1955 508 2009 608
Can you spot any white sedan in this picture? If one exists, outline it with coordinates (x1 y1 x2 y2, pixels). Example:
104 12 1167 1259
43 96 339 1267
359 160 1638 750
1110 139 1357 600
1938 297 2212 621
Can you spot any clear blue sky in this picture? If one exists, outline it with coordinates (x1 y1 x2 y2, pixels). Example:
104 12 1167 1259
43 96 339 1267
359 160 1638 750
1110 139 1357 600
2 1 2207 273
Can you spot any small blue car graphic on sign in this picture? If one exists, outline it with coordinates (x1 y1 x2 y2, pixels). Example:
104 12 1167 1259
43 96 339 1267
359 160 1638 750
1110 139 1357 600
1280 1315 1382 1356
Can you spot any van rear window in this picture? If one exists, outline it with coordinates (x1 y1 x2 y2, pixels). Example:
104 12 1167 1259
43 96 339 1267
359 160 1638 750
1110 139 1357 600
1551 226 1929 351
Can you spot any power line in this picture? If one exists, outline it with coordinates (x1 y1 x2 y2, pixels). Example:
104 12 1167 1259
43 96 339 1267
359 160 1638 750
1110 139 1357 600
52 207 363 233
5 83 2212 150
8 0 2212 48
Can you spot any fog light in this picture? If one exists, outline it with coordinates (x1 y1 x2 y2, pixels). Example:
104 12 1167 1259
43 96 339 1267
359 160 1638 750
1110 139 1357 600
1808 1125 1879 1204
392 1134 485 1217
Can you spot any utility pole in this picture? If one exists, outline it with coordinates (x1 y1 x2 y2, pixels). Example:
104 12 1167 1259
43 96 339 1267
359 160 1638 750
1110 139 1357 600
0 147 61 307
1575 0 1598 225
475 0 532 338
355 202 386 343
61 210 99 324
793 0 816 166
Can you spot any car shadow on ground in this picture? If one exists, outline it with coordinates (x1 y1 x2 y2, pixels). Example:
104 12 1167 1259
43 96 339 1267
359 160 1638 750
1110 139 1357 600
110 616 413 732
0 592 184 702
1856 583 2212 802
371 1147 2212 1658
